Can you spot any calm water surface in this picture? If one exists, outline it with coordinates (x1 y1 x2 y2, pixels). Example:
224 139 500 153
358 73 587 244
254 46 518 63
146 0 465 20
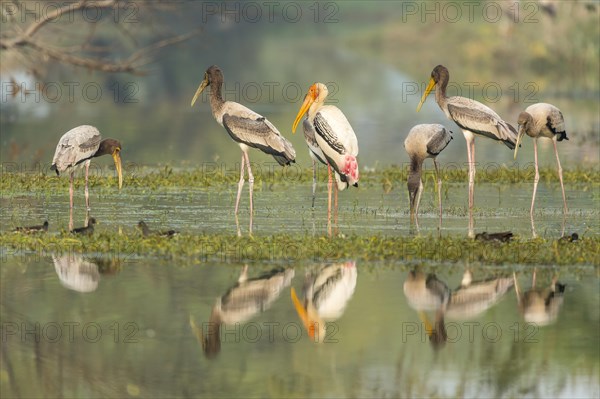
1 257 598 398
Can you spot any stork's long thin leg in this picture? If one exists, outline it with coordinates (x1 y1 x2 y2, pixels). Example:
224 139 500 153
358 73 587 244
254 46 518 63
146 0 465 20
553 138 568 215
311 158 317 209
434 159 442 229
69 171 74 231
84 160 90 211
234 154 246 215
327 164 333 237
245 152 254 235
334 180 339 236
464 132 475 237
512 272 522 307
531 138 540 237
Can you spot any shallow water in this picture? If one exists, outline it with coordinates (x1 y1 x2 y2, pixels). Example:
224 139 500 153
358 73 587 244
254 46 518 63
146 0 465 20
2 181 598 238
0 256 598 398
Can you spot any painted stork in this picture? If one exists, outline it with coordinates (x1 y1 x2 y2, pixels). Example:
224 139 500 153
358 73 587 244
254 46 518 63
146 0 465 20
292 83 359 236
290 261 357 343
416 65 517 237
513 103 568 233
404 124 452 227
14 220 48 233
190 265 294 358
190 65 296 235
51 125 122 230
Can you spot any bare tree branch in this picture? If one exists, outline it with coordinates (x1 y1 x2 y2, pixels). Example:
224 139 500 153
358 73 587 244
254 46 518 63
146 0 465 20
0 1 200 76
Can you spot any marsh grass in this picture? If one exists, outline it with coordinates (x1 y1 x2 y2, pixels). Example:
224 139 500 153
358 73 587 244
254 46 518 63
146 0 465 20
1 166 598 193
1 231 598 266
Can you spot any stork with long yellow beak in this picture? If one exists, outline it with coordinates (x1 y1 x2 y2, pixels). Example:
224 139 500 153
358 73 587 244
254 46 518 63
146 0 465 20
416 65 517 237
191 65 296 235
292 83 359 236
51 125 122 231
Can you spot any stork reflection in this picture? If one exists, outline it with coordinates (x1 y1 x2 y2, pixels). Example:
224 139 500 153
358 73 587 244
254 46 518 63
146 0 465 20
514 269 566 326
52 254 121 293
291 261 358 343
403 269 513 349
191 265 294 358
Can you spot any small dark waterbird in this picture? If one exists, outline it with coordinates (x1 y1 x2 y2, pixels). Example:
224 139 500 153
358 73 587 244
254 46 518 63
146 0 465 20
513 103 569 230
190 65 295 235
417 65 517 237
404 124 452 227
71 217 96 236
51 125 122 230
475 231 514 243
292 83 359 236
14 220 49 233
137 220 178 238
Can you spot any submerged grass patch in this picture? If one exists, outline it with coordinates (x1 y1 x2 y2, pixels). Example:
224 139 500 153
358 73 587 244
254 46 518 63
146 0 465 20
2 165 598 193
1 232 598 266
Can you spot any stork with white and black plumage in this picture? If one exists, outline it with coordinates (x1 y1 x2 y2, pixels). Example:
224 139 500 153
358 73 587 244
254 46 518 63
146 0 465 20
416 65 518 237
50 125 122 230
513 103 568 232
404 124 453 227
191 65 296 235
292 83 359 236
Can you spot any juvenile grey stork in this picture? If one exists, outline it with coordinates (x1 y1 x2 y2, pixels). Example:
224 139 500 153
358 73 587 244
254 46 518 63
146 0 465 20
513 103 568 232
190 265 294 358
292 83 359 236
404 124 452 227
416 65 517 237
291 261 357 343
190 65 295 235
51 125 122 230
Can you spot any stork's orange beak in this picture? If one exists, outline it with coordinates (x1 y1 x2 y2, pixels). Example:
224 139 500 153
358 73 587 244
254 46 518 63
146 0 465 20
416 77 436 112
292 84 318 133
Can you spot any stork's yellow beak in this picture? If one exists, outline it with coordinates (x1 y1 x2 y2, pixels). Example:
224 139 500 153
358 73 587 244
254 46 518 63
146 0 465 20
416 77 436 112
112 149 123 189
292 90 316 133
191 75 209 107
513 127 525 160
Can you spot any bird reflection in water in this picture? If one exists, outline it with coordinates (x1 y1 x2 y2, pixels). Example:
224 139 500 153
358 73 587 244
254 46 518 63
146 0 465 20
51 254 120 293
514 268 566 326
291 261 358 343
403 269 513 350
190 265 294 359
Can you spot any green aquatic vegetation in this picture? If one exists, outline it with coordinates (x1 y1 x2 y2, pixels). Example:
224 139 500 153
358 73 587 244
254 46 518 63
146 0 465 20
1 231 598 266
1 166 598 193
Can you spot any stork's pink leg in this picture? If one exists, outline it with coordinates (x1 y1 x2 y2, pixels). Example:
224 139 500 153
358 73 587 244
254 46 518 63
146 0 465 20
311 159 317 209
434 159 442 229
69 171 74 231
530 139 540 235
234 154 246 215
552 138 568 215
244 152 254 235
84 160 90 211
327 164 332 237
334 180 339 235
